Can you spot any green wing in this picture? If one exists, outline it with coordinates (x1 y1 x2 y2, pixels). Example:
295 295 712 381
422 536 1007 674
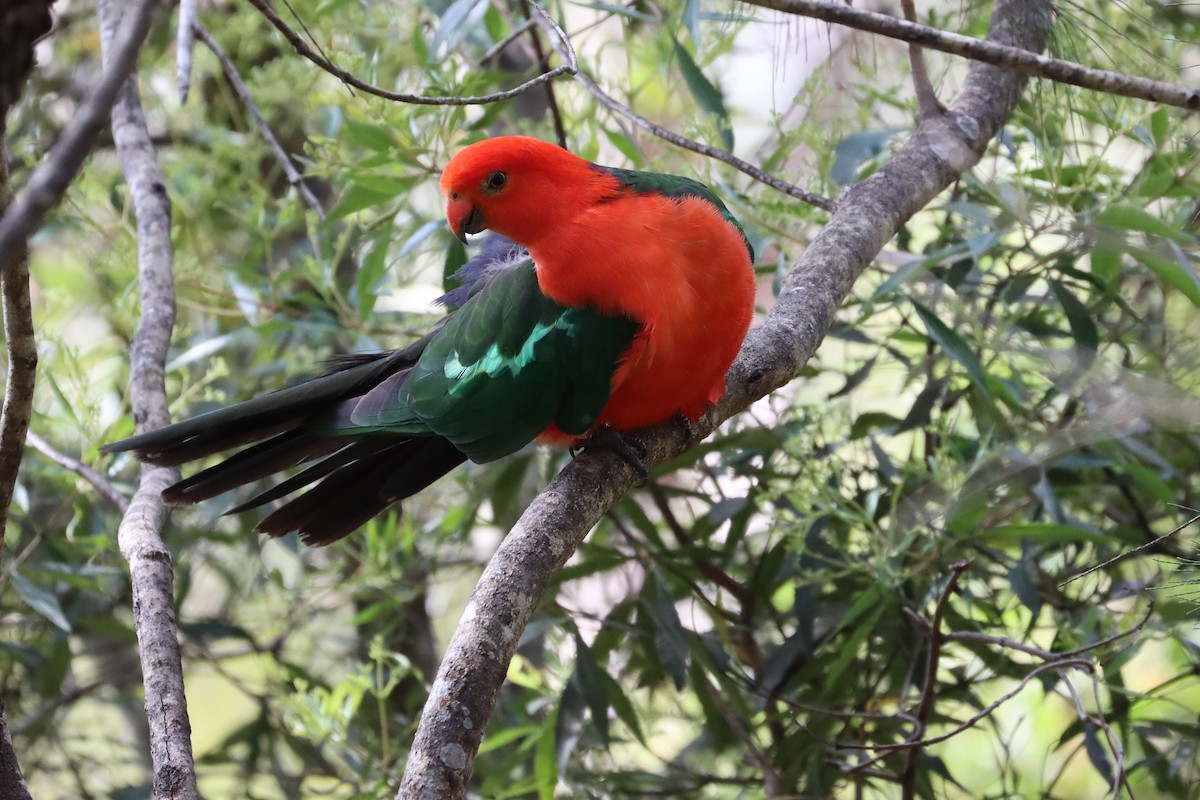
346 260 640 463
601 166 755 262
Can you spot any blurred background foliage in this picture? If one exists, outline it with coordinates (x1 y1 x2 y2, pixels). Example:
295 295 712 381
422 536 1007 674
3 0 1200 797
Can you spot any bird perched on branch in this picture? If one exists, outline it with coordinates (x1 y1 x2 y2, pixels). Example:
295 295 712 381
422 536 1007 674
104 136 756 545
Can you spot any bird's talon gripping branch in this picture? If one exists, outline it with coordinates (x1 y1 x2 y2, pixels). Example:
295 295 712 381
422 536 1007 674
673 411 696 444
584 424 650 483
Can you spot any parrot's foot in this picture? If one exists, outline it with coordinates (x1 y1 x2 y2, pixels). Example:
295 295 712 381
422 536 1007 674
673 412 696 444
576 424 649 483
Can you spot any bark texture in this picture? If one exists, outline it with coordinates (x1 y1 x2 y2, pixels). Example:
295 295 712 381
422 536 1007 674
96 0 198 796
396 1 1053 797
0 5 56 799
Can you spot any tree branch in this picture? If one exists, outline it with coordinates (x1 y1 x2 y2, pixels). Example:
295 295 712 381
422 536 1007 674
738 0 1199 111
0 0 163 279
570 66 835 211
26 430 130 513
899 0 944 119
245 0 578 106
0 4 56 797
95 0 199 796
194 23 326 219
177 0 198 104
396 1 1053 797
900 560 968 800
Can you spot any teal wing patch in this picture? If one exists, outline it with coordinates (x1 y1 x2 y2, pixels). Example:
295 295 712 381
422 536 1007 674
351 260 640 463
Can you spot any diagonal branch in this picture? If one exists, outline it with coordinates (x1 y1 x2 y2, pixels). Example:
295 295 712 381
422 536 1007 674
26 430 130 513
245 0 578 106
95 0 199 797
570 67 835 211
396 1 1054 798
0 0 163 279
739 0 1199 111
194 23 326 218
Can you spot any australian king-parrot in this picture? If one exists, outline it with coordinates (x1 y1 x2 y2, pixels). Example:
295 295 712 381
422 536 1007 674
103 136 756 544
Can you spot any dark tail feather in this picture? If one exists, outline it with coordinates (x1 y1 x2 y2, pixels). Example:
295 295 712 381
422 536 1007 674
256 438 468 545
225 438 400 513
161 431 348 504
103 337 467 543
102 344 426 463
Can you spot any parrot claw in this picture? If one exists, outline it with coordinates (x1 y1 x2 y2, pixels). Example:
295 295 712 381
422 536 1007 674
578 424 649 484
673 412 696 443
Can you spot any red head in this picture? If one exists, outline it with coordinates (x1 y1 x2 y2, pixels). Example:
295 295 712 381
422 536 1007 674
440 136 617 247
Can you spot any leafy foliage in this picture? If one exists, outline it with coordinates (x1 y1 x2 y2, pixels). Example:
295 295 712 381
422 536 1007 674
3 1 1199 799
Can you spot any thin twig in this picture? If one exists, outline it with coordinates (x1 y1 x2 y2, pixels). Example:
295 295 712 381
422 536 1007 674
900 560 968 800
867 659 1095 752
1059 513 1200 587
1062 673 1126 800
0 0 163 279
703 674 785 797
562 63 834 211
26 430 130 513
177 0 198 104
246 0 577 106
517 1 567 149
647 484 752 604
740 0 1200 111
194 23 326 218
899 0 944 118
478 18 537 64
943 601 1153 660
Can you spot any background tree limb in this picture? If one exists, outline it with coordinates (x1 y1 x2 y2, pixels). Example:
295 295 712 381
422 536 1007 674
739 0 1199 111
396 0 1053 797
0 4 57 798
0 0 162 279
95 0 199 796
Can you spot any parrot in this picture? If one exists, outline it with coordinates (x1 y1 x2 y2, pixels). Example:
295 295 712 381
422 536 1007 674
103 136 756 545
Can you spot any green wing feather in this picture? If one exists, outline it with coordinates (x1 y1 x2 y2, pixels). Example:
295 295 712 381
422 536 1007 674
344 259 640 462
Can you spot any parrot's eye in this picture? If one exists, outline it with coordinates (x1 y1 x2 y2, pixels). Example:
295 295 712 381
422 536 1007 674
483 171 508 193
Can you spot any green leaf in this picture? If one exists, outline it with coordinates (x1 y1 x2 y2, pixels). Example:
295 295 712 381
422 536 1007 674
911 301 992 396
343 118 395 154
646 572 689 690
602 128 642 165
1096 203 1188 241
13 573 72 633
327 185 396 221
1089 241 1122 285
977 523 1109 545
831 129 901 186
573 634 611 746
820 606 883 699
432 0 488 58
477 724 539 756
1150 108 1169 148
573 2 655 21
1083 723 1115 784
683 0 701 47
1130 246 1200 307
672 37 732 150
534 705 559 800
355 222 392 320
1049 280 1098 351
